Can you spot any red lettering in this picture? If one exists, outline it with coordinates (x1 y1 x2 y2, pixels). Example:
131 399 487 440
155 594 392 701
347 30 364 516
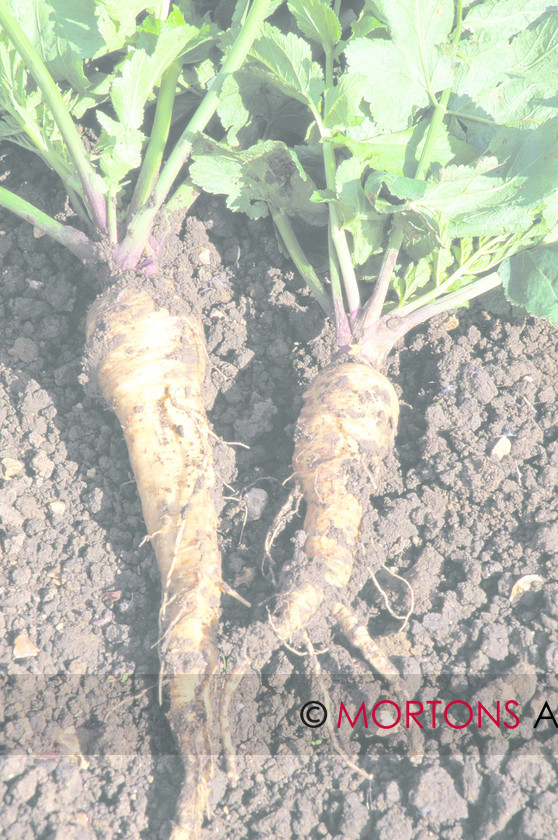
406 701 424 729
444 700 473 729
337 701 368 729
427 699 442 727
478 701 500 729
504 700 520 729
372 700 401 729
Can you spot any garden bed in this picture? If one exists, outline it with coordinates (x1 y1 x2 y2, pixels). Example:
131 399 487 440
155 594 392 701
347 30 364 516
1 144 558 840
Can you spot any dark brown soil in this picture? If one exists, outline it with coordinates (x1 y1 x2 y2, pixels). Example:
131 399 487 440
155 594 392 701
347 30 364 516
1 143 558 840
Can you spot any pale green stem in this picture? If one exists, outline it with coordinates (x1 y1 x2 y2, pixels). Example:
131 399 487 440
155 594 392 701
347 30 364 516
357 226 403 330
107 188 118 245
116 0 273 270
359 270 502 367
446 110 501 126
271 209 332 315
415 0 462 180
11 131 90 223
162 178 200 216
392 270 501 337
396 235 508 318
316 51 360 315
127 61 182 220
328 217 352 348
0 185 96 262
0 6 107 231
3 104 78 196
358 0 464 334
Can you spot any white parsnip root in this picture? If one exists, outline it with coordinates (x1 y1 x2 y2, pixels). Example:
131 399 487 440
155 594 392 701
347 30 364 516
85 282 221 839
226 358 413 776
275 360 400 639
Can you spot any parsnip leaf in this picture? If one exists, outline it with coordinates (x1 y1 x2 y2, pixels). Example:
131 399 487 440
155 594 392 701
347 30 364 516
249 23 324 111
96 9 206 188
4 0 150 89
0 29 76 176
541 190 558 239
400 258 432 300
394 209 442 260
463 0 553 43
363 117 558 242
190 139 327 222
96 110 144 186
5 0 91 92
217 71 302 146
345 0 455 131
505 118 558 205
323 73 366 131
501 246 558 325
366 171 428 203
350 6 384 39
287 0 342 47
332 120 477 187
111 11 200 127
93 0 154 48
334 155 385 264
451 12 558 148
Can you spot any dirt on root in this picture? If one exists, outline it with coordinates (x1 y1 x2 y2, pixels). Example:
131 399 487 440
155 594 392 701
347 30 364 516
1 143 558 840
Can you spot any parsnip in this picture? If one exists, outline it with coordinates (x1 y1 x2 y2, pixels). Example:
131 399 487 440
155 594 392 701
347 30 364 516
84 281 221 839
0 1 280 832
219 356 408 777
274 360 399 640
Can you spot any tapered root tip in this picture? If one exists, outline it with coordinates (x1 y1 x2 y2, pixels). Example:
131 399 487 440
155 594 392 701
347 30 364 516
169 755 213 840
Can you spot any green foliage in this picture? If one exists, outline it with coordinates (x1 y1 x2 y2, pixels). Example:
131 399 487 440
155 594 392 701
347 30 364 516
191 0 558 324
0 1 219 199
451 11 558 150
345 0 455 132
216 71 291 146
501 247 558 325
3 0 556 328
334 155 383 264
323 72 367 132
287 0 341 47
96 9 214 188
4 0 150 96
249 23 324 111
190 138 327 221
463 0 552 43
0 30 77 172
